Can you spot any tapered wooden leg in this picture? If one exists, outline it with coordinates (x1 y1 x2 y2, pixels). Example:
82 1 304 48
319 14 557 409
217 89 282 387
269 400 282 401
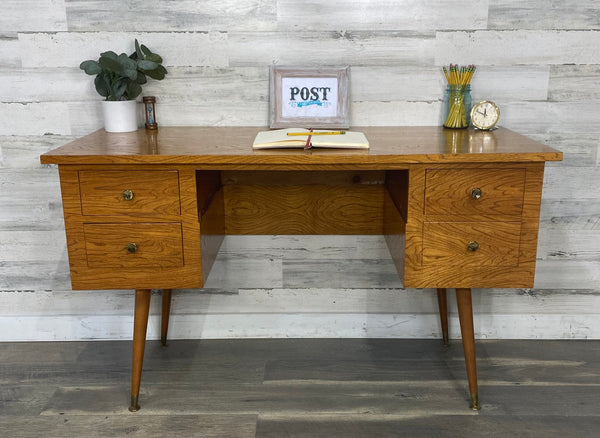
455 287 480 410
436 288 449 346
129 289 151 412
161 289 172 347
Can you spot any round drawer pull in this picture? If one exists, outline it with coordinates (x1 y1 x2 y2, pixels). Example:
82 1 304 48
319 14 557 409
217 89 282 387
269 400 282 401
126 243 138 254
467 241 479 252
122 189 134 201
470 188 482 200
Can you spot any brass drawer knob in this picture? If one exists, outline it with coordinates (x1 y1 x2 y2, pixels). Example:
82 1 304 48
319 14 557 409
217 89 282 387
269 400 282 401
467 241 479 252
122 189 134 201
470 187 482 200
126 243 138 254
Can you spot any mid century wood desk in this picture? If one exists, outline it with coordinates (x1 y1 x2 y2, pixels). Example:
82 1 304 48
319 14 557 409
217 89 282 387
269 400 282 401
40 126 562 411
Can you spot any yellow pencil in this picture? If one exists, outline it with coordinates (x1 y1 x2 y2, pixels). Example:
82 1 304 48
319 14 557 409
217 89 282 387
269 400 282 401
287 131 346 136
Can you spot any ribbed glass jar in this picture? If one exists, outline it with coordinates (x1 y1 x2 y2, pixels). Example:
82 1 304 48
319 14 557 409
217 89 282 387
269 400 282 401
443 85 471 129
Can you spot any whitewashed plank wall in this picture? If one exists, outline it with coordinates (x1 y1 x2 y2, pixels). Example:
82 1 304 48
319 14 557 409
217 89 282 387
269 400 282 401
0 0 598 341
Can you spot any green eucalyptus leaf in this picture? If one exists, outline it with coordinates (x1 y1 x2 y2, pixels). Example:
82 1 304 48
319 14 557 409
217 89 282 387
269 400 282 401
100 51 119 61
144 53 162 64
144 68 165 80
127 82 142 100
136 72 147 84
135 39 144 59
80 60 102 75
112 81 127 100
145 64 167 80
140 44 153 57
94 75 110 98
137 59 159 71
118 54 138 79
117 52 131 64
118 53 136 70
99 55 122 74
101 72 112 85
123 67 138 80
126 57 138 70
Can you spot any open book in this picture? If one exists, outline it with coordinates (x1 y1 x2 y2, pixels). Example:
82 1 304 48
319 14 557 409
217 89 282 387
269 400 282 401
253 128 369 149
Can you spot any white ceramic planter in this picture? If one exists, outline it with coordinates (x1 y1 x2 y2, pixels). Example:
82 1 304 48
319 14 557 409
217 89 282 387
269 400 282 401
101 100 139 132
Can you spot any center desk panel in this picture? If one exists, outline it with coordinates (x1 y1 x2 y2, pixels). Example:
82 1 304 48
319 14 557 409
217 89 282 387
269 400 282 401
221 170 388 235
60 163 542 291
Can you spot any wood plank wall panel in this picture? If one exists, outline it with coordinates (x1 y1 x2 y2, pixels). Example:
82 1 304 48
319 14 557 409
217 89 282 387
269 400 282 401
548 66 600 101
18 32 229 68
435 30 600 65
1 0 67 32
277 0 489 31
0 103 72 135
65 0 277 32
0 35 21 68
228 32 436 67
488 1 600 30
0 0 599 340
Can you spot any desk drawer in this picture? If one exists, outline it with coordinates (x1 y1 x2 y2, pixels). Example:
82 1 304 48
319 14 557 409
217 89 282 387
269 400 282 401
422 221 521 267
79 170 181 216
83 223 184 268
424 168 525 217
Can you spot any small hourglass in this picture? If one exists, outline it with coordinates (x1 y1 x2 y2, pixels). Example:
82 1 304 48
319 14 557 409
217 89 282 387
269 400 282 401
143 96 158 130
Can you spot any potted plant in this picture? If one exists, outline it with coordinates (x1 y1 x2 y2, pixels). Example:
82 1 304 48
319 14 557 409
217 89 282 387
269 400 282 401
80 39 168 132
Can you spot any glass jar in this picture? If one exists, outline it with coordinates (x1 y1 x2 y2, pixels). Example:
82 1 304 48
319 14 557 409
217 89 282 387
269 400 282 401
443 85 471 129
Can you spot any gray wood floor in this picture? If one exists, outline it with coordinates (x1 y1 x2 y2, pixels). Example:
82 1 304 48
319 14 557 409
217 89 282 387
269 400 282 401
1 339 599 437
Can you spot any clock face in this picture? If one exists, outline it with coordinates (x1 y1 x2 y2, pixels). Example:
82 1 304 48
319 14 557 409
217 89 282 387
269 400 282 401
470 101 500 130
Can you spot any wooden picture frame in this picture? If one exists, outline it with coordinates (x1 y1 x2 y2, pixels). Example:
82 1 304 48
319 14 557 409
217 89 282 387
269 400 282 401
269 66 350 129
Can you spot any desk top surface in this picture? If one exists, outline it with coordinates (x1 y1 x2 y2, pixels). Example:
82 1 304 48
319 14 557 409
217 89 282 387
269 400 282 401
41 126 562 166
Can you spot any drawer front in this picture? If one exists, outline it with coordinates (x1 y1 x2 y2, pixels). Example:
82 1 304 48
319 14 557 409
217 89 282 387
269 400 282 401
424 168 526 216
422 221 521 267
83 223 184 268
79 170 181 216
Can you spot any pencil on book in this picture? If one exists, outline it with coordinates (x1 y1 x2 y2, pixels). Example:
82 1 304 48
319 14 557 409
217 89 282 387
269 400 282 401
287 131 346 136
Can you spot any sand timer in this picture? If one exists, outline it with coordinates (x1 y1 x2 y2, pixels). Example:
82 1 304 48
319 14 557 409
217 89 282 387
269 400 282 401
143 96 158 130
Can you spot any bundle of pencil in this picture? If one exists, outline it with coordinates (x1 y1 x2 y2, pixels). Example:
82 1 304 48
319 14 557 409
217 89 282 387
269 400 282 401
443 64 476 128
443 64 476 86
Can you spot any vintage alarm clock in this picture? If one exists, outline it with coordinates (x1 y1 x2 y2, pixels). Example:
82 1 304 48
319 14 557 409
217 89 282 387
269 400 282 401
470 100 500 130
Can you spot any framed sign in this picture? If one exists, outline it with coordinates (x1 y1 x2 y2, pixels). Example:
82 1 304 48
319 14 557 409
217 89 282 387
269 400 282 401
269 66 350 128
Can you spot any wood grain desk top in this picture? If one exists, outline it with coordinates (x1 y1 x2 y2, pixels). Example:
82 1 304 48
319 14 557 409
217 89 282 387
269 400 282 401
40 126 562 166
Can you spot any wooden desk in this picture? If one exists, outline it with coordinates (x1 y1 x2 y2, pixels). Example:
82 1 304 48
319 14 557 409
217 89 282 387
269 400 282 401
41 126 562 411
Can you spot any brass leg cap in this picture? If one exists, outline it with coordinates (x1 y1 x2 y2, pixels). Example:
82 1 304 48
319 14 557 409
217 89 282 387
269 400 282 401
470 393 481 411
442 333 449 347
160 335 168 347
128 395 140 412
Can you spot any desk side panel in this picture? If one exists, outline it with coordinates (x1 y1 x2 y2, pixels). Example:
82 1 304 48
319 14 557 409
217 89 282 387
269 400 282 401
200 186 225 283
383 188 406 285
58 166 87 268
404 165 426 285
